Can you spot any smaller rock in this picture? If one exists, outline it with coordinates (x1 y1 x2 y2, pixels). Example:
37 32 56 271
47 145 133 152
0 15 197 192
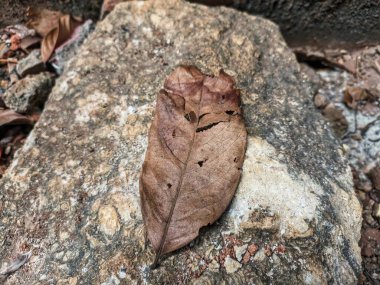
208 259 220 272
223 256 241 274
234 244 247 262
361 228 380 257
368 165 380 190
264 244 272 256
247 243 258 255
68 277 78 285
274 244 286 255
3 72 54 113
373 203 380 219
370 189 380 203
16 50 46 77
253 248 266 262
314 93 329 109
322 103 348 137
242 251 250 264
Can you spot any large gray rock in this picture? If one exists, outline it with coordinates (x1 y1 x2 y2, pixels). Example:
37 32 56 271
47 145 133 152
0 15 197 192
0 0 361 284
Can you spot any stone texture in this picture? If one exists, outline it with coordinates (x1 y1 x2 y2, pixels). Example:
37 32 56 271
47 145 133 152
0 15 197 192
0 0 361 284
16 50 46 78
2 72 54 113
234 245 247 262
224 256 242 274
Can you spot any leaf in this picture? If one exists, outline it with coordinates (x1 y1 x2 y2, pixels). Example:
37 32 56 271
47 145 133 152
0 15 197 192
140 66 247 267
19 36 42 51
41 14 82 62
0 109 34 127
26 8 64 37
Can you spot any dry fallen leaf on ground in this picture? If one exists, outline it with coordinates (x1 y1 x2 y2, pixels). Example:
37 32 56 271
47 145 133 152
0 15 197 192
343 87 368 109
0 24 39 58
26 8 64 37
140 66 247 267
0 109 34 127
41 14 83 62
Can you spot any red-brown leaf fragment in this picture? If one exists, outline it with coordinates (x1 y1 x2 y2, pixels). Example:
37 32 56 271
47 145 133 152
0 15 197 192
26 8 64 37
140 66 247 266
41 14 82 62
0 109 34 127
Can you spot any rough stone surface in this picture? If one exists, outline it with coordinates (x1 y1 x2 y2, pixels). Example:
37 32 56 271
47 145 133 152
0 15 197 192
224 256 242 274
2 72 54 113
0 0 361 284
16 50 46 78
234 244 247 262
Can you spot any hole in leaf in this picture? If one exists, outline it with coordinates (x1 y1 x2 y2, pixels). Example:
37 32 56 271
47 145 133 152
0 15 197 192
197 161 204 167
226 110 234 115
172 129 176 138
233 157 238 162
196 121 222 132
184 111 196 123
167 183 172 188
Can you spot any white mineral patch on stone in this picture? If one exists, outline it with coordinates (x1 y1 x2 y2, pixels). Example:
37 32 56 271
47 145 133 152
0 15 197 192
98 205 120 237
234 244 248 262
224 256 242 274
68 277 78 285
110 192 140 223
253 248 266 262
74 91 110 123
228 136 324 238
208 259 220 272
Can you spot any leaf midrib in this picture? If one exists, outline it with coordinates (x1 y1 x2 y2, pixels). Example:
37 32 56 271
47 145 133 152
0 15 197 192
152 83 204 267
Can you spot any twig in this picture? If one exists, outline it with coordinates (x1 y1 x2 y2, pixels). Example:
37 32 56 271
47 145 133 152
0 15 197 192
342 106 359 140
360 115 380 137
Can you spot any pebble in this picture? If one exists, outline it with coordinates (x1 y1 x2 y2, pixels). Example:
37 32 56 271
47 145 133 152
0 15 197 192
16 49 46 77
2 72 54 113
224 256 241 274
234 244 247 262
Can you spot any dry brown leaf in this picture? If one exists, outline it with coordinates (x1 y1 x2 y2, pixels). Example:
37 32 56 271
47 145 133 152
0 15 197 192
41 14 82 62
26 8 63 37
20 36 42 51
140 66 247 267
0 109 34 127
343 87 367 109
